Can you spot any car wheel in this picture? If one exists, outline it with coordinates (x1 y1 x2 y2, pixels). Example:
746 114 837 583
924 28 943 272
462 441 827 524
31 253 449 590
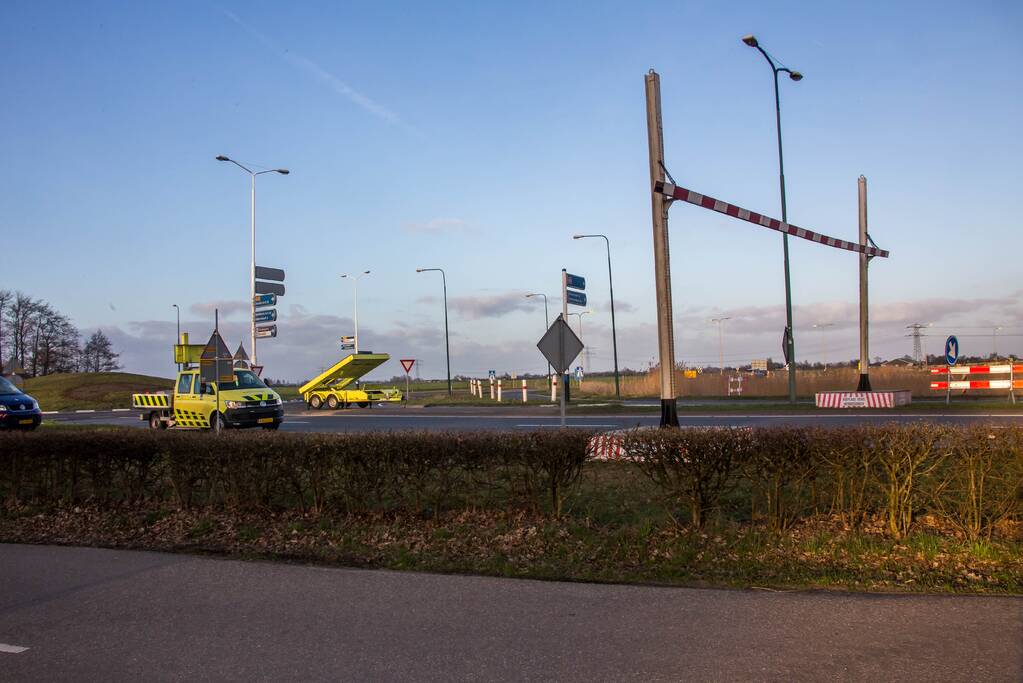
309 395 323 410
357 401 370 408
262 422 280 431
210 412 225 433
327 395 339 409
148 412 162 430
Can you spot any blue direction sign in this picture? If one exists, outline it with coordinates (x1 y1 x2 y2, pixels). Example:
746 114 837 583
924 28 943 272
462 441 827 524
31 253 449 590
566 290 587 307
945 335 959 366
565 273 585 290
253 293 277 307
254 309 277 324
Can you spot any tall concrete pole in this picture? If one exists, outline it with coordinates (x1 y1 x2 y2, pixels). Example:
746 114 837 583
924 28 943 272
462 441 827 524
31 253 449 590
857 175 871 391
645 70 679 427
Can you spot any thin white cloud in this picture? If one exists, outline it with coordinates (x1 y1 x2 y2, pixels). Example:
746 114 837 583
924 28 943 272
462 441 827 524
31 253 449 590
220 8 409 131
403 218 468 234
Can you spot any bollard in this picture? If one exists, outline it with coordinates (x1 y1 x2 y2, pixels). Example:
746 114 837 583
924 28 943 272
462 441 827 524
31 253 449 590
551 375 558 402
522 378 528 403
490 378 495 400
497 379 503 402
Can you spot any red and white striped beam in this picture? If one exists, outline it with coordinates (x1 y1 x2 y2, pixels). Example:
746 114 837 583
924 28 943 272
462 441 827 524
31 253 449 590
931 380 1023 390
930 365 1023 375
653 181 889 258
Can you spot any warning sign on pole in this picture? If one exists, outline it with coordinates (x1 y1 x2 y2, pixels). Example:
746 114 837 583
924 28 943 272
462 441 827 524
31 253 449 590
400 359 415 374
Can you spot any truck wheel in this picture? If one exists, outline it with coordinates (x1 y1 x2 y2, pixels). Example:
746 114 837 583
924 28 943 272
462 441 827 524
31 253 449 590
327 395 339 409
262 422 280 431
148 412 163 430
357 401 370 408
309 395 323 410
210 412 225 433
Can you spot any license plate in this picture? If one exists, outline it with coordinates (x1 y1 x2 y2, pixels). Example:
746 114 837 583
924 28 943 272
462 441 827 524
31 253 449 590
19 419 34 425
257 417 274 424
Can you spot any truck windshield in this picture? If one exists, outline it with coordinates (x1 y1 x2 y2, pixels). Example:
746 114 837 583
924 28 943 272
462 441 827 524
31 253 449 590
0 376 20 395
216 370 267 392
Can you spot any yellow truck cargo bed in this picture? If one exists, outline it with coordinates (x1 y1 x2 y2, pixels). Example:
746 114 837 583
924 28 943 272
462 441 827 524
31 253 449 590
298 353 391 395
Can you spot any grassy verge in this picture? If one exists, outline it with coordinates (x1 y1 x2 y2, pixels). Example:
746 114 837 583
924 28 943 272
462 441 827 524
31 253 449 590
23 372 173 411
3 459 1020 593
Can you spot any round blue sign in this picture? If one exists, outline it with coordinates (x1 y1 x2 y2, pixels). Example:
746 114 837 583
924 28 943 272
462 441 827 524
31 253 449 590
944 335 959 366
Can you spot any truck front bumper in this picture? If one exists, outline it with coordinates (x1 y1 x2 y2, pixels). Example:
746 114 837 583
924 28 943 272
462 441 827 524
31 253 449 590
223 405 285 428
0 409 42 430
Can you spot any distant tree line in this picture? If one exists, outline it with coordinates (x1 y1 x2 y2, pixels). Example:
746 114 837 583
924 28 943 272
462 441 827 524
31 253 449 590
0 290 120 377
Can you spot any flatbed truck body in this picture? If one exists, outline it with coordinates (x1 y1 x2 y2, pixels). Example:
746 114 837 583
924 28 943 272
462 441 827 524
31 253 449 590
299 353 402 409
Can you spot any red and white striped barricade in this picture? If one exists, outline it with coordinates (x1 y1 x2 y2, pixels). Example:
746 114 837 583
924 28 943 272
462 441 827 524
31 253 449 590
815 390 912 409
930 364 1022 403
586 431 628 461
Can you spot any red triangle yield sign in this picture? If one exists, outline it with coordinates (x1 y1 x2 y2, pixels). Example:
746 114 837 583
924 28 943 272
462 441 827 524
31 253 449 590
400 359 415 374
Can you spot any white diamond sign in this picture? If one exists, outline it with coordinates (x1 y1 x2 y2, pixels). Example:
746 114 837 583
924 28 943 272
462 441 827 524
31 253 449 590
537 317 584 374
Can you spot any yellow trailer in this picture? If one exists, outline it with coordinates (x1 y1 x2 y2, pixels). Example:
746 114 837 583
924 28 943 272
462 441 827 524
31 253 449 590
300 353 403 409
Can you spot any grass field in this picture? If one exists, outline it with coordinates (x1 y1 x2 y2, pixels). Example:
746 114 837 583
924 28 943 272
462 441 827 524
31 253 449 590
23 372 173 411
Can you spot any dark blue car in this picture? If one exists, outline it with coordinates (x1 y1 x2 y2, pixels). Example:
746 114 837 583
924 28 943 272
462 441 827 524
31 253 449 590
0 375 41 430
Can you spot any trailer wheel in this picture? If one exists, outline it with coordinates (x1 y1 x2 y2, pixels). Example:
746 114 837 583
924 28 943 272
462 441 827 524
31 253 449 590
357 401 370 408
309 395 323 410
327 395 339 409
148 412 165 430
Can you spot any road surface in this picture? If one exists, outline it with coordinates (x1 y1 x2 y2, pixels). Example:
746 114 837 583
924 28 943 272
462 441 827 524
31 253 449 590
1 545 1019 680
44 404 1023 432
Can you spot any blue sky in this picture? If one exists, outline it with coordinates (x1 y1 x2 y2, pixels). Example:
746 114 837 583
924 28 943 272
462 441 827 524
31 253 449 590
2 1 1021 380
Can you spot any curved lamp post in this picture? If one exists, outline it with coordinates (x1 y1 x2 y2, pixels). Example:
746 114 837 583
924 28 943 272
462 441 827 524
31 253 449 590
215 155 289 369
526 293 551 387
573 234 621 399
340 271 371 353
741 35 802 403
417 268 451 395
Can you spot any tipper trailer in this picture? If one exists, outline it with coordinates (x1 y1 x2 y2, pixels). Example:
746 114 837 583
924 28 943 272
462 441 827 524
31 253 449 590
300 353 403 409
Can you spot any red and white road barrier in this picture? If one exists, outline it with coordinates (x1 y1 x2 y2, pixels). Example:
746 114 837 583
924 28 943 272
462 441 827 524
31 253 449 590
815 391 912 408
930 363 1021 401
654 181 889 258
931 380 1023 390
521 379 528 403
587 432 628 461
930 364 1023 375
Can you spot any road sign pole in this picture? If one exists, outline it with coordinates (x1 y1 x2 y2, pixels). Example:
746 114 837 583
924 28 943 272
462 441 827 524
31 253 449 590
645 70 678 427
562 269 570 408
857 175 872 392
250 175 257 370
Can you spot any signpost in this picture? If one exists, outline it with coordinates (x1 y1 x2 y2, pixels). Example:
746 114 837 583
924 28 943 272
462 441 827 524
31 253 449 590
945 335 959 405
255 325 277 339
200 314 234 432
537 317 584 427
566 290 587 307
254 309 277 323
561 269 587 403
400 358 415 402
253 294 277 307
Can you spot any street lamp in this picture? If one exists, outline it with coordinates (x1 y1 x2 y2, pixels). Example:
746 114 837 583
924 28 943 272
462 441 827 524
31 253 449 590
416 268 451 395
573 234 621 399
568 310 592 375
215 155 289 369
710 317 731 373
525 293 552 387
742 35 802 403
340 271 371 354
813 322 835 370
172 304 181 370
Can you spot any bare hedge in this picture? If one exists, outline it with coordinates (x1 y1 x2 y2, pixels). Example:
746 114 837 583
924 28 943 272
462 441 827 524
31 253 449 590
623 424 1023 538
3 425 1022 538
0 430 590 517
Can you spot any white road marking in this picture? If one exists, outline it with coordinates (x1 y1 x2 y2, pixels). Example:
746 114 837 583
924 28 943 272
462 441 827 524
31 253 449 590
0 643 29 654
112 408 130 412
41 410 60 415
75 409 96 413
516 424 619 428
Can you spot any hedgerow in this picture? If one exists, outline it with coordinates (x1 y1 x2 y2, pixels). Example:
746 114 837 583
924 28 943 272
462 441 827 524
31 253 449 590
2 425 1022 539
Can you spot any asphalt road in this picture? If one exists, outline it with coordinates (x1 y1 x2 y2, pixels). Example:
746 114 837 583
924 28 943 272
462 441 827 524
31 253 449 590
44 404 1023 432
1 545 1019 681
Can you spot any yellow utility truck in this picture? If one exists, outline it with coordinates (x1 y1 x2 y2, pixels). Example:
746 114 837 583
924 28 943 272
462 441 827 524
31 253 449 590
132 333 284 431
300 353 403 409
